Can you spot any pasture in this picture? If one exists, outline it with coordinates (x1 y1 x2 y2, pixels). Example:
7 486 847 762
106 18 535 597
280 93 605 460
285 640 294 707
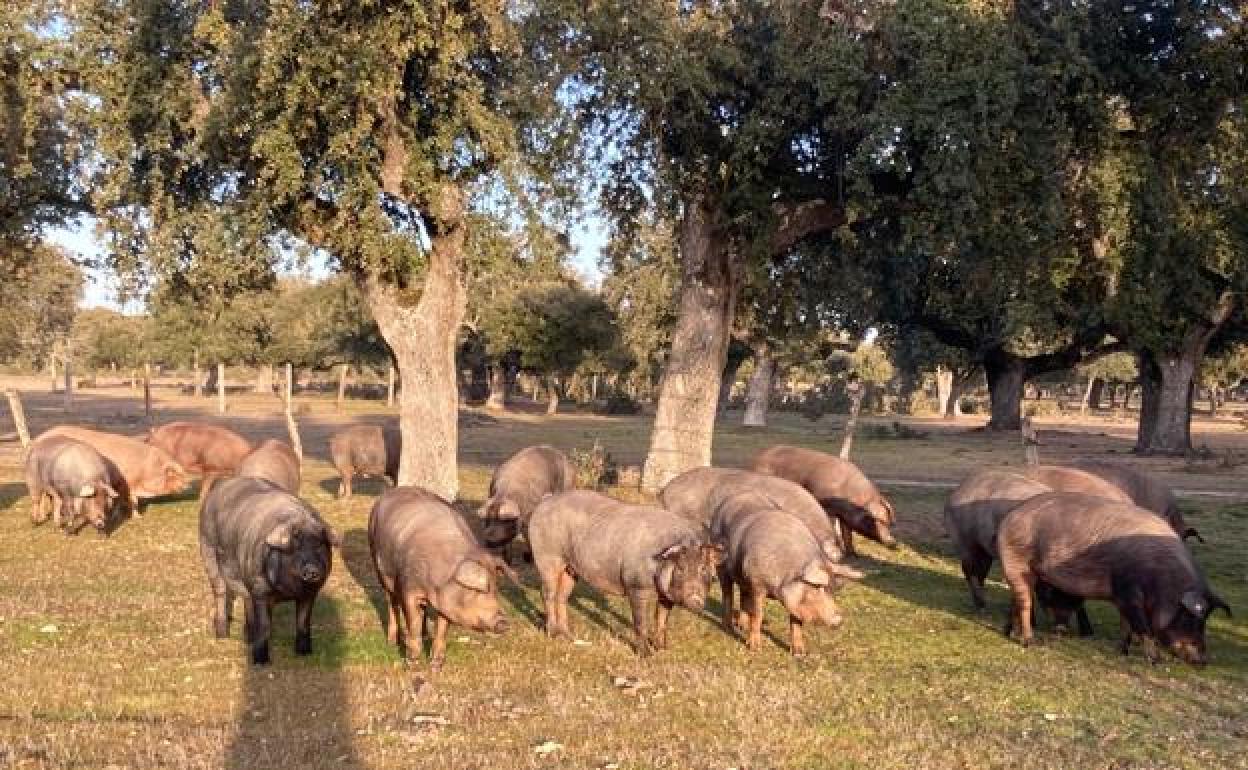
1 384 1246 769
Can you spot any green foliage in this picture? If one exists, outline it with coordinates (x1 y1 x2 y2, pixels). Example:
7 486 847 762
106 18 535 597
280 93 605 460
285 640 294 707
600 217 679 386
479 282 617 378
1078 352 1138 384
0 243 81 368
71 308 146 370
849 344 894 387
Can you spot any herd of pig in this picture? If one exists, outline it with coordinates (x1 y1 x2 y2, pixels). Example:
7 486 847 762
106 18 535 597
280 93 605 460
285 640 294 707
21 421 1231 670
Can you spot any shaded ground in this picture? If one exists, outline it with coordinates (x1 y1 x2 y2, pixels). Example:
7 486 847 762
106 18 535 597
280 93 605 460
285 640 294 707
1 382 1246 769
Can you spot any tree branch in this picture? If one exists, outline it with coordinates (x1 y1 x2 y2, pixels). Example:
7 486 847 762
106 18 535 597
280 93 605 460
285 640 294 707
767 199 846 256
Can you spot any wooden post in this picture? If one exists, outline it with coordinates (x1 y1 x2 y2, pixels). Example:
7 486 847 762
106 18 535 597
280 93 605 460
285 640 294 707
217 362 226 414
284 363 303 462
839 379 864 460
143 362 153 422
50 357 58 392
4 389 31 449
386 363 395 408
63 357 73 412
336 363 349 411
1021 416 1040 465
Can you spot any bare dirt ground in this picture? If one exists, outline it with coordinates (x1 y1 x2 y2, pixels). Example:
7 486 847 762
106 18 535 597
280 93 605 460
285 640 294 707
1 379 1246 769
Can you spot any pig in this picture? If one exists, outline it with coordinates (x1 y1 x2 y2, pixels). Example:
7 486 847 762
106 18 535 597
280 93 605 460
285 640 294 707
528 489 722 656
145 421 254 499
660 467 844 562
328 424 401 498
199 476 339 664
25 435 121 534
715 496 864 655
478 445 576 555
369 486 514 670
750 444 897 555
40 426 188 517
997 492 1229 665
237 439 301 494
945 467 1131 614
1073 461 1197 540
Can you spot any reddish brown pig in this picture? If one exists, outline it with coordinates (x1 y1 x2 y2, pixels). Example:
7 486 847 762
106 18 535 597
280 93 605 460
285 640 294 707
40 426 188 516
25 435 121 534
660 467 844 562
145 421 253 499
750 445 896 555
369 486 514 671
528 490 721 656
329 424 400 498
478 445 575 554
998 492 1229 665
716 496 863 655
237 439 301 494
1073 461 1196 540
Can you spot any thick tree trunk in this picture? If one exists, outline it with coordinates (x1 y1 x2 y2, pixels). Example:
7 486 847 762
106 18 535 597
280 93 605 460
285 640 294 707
336 363 349 411
742 344 774 428
1207 384 1221 418
935 366 953 417
217 363 226 414
359 186 466 500
1135 350 1199 455
984 349 1025 431
716 341 750 416
641 198 739 493
253 364 273 394
1087 378 1104 411
193 348 202 398
839 384 865 459
485 364 508 411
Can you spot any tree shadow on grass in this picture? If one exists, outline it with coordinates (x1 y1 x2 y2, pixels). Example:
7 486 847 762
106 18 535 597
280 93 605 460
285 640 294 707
0 482 28 513
338 527 385 627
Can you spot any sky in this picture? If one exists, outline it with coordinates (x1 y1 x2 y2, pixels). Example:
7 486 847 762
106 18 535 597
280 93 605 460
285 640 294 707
50 214 609 312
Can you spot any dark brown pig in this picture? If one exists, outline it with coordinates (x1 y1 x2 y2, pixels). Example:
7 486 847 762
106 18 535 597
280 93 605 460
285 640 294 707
945 467 1130 612
660 467 844 562
716 497 864 655
145 421 253 499
40 426 188 516
998 492 1229 665
329 424 400 498
369 486 514 671
199 477 339 664
478 445 575 554
237 439 301 494
25 435 121 534
528 490 722 656
1073 461 1196 540
750 444 896 555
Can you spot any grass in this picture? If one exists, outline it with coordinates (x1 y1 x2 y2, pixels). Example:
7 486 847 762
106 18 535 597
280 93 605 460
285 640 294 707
1 390 1246 768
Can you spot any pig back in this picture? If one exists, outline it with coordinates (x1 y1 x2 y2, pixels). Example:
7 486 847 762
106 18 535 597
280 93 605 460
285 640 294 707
724 506 823 590
331 425 400 476
147 421 253 474
237 440 301 493
751 445 885 511
41 426 184 498
1020 466 1134 505
369 486 483 587
661 468 827 531
944 468 1052 557
997 492 1188 599
200 476 327 586
1072 462 1185 534
489 445 575 519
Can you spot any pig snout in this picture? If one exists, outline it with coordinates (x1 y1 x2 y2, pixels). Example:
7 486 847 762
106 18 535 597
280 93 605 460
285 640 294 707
491 615 510 634
1170 639 1207 667
299 564 323 583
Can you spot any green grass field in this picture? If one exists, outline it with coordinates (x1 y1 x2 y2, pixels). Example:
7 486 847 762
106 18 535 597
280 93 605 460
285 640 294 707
1 392 1246 769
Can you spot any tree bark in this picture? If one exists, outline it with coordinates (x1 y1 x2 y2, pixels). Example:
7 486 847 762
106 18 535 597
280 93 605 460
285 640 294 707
935 366 953 417
63 357 73 412
254 364 274 394
716 341 750 416
742 344 774 428
984 349 1025 431
1080 376 1095 416
387 363 396 408
545 377 560 415
358 184 466 500
336 363 349 411
217 363 226 414
839 385 865 459
641 198 740 493
1087 378 1104 411
485 364 508 411
193 348 202 398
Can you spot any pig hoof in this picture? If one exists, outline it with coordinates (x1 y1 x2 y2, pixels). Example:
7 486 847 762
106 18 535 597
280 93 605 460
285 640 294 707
429 657 444 674
295 632 312 655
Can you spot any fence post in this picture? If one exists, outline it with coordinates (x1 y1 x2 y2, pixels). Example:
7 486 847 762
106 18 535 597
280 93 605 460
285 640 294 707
4 389 31 449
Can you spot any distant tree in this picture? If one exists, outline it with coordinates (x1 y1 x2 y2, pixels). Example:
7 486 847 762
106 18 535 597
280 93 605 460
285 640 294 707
72 308 146 371
0 243 81 369
479 282 617 414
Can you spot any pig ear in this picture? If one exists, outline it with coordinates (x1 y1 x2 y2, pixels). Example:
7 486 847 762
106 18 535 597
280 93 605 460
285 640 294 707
800 561 831 587
101 484 120 500
825 561 865 581
477 497 498 518
265 523 294 551
656 562 676 599
1210 594 1231 617
1180 591 1209 618
496 499 522 520
454 560 492 593
166 463 184 480
656 544 686 561
78 483 96 498
1154 599 1179 632
1182 527 1204 543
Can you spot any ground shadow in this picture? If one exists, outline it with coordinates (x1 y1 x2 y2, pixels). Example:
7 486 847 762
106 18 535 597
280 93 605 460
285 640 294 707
339 527 385 627
223 595 357 769
0 482 27 513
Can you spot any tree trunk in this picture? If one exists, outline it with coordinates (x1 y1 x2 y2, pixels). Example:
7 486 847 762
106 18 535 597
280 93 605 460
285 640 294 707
1208 384 1221 418
284 363 303 462
1088 378 1104 411
716 341 750 416
984 349 1025 431
1135 350 1199 455
49 357 57 393
742 344 774 428
641 198 739 493
1080 376 1096 416
485 364 508 411
4 389 30 449
358 184 466 500
336 363 349 411
545 377 560 415
839 385 865 459
193 348 202 398
63 357 72 412
935 366 953 417
143 363 152 422
386 363 396 408
253 364 273 394
217 363 226 414
205 364 218 393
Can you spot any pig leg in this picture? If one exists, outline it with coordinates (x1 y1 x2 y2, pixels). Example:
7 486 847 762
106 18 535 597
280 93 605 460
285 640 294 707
386 593 402 647
336 468 352 499
744 586 765 651
841 524 857 558
294 597 314 656
1002 568 1036 647
789 615 806 657
129 495 143 519
201 543 231 638
627 590 654 657
400 594 426 662
199 474 218 501
961 546 992 610
717 568 736 633
553 570 576 639
1115 602 1159 664
652 599 673 651
247 597 273 665
429 613 450 673
736 583 755 633
1074 604 1093 638
26 469 46 525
